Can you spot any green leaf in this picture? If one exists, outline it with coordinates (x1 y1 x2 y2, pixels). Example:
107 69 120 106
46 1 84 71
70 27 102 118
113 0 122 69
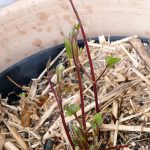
93 113 103 126
105 56 120 68
64 39 72 59
91 113 103 130
65 104 80 116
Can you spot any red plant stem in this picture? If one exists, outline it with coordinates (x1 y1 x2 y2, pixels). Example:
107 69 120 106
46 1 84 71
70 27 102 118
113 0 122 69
48 73 75 149
71 40 86 130
75 65 86 130
69 0 99 113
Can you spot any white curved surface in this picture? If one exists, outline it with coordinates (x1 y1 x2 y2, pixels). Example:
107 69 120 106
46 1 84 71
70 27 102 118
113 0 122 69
0 0 150 72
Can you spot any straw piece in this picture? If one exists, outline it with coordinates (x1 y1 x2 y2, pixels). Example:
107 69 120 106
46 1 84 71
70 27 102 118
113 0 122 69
2 119 29 150
113 120 119 146
119 45 139 67
4 141 19 150
8 121 40 140
0 132 5 150
120 107 150 123
132 67 150 86
101 124 150 133
129 38 150 69
28 79 38 100
111 35 138 45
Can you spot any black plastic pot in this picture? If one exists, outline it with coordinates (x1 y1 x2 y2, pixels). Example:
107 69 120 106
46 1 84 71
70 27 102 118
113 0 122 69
0 36 148 100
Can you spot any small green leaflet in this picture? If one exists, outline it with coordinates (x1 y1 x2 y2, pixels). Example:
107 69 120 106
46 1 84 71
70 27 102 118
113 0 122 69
65 104 80 116
18 92 26 98
64 39 72 59
105 56 120 68
92 113 103 130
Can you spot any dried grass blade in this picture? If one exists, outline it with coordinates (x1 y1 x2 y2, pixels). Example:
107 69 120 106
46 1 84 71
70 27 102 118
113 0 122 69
2 119 29 150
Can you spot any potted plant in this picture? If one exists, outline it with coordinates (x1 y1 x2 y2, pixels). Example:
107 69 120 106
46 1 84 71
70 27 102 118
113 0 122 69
0 1 150 150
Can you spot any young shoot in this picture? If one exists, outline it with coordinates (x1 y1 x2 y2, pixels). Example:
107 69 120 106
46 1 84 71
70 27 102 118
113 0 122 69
56 63 65 83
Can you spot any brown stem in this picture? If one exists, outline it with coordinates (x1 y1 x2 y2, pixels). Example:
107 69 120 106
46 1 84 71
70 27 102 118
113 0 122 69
96 67 107 82
48 73 74 149
69 0 99 112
